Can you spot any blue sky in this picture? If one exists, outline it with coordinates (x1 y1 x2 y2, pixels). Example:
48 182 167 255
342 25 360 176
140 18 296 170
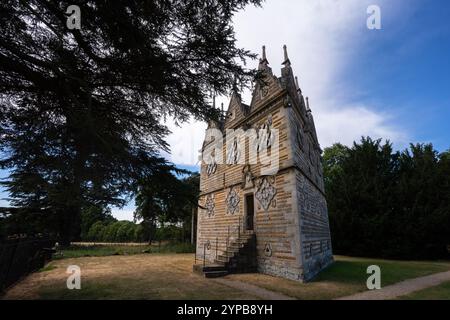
343 0 450 151
1 0 450 220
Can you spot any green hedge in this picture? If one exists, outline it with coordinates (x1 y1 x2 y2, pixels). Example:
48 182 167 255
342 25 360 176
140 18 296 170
85 221 187 243
86 221 144 242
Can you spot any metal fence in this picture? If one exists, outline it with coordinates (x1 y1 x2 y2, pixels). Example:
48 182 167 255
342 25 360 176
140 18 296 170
0 235 55 293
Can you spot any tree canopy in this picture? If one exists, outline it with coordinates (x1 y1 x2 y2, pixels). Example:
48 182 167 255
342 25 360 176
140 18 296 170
134 170 199 242
0 0 261 244
324 137 450 259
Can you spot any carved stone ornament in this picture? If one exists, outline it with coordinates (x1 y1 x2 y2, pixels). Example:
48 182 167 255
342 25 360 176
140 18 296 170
264 243 273 257
254 115 275 153
260 86 269 99
205 194 215 217
226 187 240 215
226 136 241 165
205 150 217 176
242 164 254 190
255 176 277 211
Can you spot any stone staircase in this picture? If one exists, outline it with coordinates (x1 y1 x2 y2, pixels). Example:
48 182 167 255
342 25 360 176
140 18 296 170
193 231 257 278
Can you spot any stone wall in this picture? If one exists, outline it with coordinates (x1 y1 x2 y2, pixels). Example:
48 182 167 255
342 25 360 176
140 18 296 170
296 172 333 281
196 49 333 281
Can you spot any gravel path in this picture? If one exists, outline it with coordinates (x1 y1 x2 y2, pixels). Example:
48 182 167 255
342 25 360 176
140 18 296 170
336 270 450 300
213 278 296 300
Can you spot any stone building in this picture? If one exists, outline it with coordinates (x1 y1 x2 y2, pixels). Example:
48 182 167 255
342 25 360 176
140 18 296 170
194 46 333 282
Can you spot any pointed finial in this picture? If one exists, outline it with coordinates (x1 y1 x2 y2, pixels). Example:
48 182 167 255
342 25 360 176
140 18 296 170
232 74 238 92
295 76 302 93
282 45 291 66
306 97 311 113
259 45 269 69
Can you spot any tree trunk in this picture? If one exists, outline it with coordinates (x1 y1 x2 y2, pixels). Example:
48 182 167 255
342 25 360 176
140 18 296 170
59 205 81 247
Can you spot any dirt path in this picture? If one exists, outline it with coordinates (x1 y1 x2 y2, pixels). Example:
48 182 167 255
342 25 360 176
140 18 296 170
336 270 450 300
213 278 296 300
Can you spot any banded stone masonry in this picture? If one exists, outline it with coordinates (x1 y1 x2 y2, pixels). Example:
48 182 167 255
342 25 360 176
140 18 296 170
194 45 333 282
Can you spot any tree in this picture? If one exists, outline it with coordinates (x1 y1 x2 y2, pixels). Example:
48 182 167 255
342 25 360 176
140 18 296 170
134 168 199 243
323 138 450 259
86 221 105 241
80 205 116 240
0 0 261 245
116 221 137 242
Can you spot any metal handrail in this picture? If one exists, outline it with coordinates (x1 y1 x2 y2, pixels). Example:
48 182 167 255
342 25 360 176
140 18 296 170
199 217 243 267
202 240 211 267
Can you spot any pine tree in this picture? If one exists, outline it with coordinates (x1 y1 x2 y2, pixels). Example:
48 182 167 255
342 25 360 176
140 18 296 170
0 0 262 245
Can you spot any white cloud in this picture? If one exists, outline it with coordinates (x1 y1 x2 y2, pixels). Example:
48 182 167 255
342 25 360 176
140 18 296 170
163 119 207 165
315 104 408 148
0 199 9 207
115 0 411 219
111 208 136 222
163 0 408 166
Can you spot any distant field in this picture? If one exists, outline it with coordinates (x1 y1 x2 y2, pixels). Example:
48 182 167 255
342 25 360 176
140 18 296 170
3 253 450 300
71 242 150 246
55 242 195 259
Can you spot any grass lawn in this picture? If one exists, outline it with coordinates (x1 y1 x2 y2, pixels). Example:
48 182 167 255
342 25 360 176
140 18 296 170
398 281 450 300
56 242 194 259
225 256 450 300
2 254 260 300
2 252 449 300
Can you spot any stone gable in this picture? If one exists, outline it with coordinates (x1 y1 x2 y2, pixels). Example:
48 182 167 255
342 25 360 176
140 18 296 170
195 46 333 282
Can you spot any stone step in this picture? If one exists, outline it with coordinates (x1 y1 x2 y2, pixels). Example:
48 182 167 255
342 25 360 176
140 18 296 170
230 239 249 245
225 249 239 256
204 270 228 278
218 253 233 260
227 244 243 250
215 256 229 264
193 264 225 274
194 233 256 277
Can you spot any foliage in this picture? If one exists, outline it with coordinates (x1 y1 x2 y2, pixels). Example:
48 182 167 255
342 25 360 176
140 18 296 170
84 219 190 244
80 205 116 240
323 137 450 259
134 171 199 242
0 0 261 245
